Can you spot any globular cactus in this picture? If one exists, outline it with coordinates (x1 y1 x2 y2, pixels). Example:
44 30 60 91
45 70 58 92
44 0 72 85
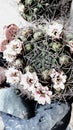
0 0 72 108
3 19 73 103
18 0 72 22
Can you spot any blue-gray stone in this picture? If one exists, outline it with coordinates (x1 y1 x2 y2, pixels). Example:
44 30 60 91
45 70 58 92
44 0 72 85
67 126 72 130
0 88 28 119
0 102 71 130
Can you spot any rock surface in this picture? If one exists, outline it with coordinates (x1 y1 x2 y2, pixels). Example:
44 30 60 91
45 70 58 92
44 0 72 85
0 87 28 119
0 116 5 130
0 102 71 130
70 104 73 130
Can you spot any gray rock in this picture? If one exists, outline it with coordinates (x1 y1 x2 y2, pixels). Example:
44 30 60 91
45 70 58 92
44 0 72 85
0 102 71 130
0 116 4 130
0 87 28 119
66 126 72 130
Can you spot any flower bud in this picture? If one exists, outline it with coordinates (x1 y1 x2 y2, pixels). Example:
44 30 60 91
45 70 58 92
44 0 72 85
34 8 38 14
22 29 33 38
25 15 32 21
14 59 23 68
33 30 43 40
24 66 34 73
25 0 33 5
25 43 32 52
52 42 61 51
59 55 70 65
45 3 49 7
42 70 50 80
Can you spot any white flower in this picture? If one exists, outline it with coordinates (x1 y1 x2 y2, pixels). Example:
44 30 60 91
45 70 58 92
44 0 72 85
50 69 58 79
5 67 22 84
3 39 22 62
58 71 67 83
50 69 67 90
20 71 52 105
68 40 73 53
32 84 52 105
6 39 22 55
3 49 16 62
53 82 65 90
48 21 63 39
14 59 23 68
20 72 39 92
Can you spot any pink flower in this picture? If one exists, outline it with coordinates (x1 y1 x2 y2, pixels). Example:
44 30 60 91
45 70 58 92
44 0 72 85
5 67 22 84
20 72 52 105
68 40 73 53
3 39 22 62
3 49 16 62
4 24 19 42
20 72 39 92
50 69 67 90
32 84 52 105
6 39 22 55
47 21 63 39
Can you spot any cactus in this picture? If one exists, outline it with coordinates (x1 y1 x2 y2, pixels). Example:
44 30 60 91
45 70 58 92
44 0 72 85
2 1 73 104
18 0 72 22
4 24 73 102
